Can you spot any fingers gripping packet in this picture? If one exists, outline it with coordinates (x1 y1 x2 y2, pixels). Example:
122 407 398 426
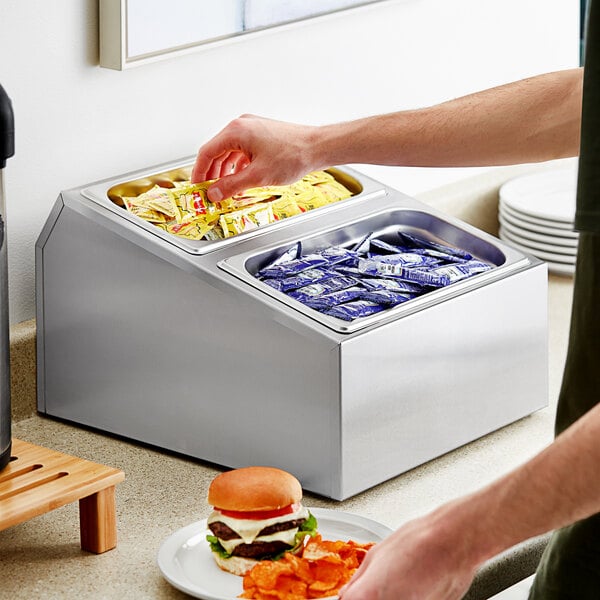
169 182 220 218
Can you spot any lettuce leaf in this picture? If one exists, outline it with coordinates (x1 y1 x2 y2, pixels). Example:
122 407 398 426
299 511 318 537
272 511 319 560
206 534 233 559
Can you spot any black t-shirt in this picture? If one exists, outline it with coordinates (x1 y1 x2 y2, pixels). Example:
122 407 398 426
575 0 600 232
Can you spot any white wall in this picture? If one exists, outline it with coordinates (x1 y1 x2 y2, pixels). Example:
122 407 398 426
0 0 578 324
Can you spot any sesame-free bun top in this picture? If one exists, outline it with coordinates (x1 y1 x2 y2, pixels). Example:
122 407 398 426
208 466 302 512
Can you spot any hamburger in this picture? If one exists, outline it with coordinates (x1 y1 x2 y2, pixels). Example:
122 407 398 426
206 466 318 576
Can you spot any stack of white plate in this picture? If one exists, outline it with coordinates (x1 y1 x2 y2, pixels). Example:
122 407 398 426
499 161 578 276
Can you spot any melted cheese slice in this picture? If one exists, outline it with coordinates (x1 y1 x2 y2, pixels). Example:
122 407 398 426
219 529 299 554
207 504 309 547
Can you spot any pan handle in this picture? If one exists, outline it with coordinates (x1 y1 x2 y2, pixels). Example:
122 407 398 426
0 84 14 169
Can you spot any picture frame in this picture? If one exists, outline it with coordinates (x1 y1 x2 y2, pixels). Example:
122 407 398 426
99 0 386 70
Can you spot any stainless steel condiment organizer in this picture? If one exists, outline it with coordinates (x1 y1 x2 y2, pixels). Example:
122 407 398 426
36 158 547 500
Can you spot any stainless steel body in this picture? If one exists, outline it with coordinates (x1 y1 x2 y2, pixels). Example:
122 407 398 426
36 159 548 499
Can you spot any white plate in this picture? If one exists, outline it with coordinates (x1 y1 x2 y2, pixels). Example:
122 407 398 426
499 162 577 223
157 508 393 600
498 215 578 247
499 227 578 256
499 210 578 238
499 202 574 230
498 214 579 244
498 232 576 265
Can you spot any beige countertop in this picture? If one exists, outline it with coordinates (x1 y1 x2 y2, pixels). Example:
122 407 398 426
0 272 573 600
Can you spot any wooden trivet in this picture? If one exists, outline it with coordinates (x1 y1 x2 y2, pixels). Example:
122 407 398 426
0 438 125 553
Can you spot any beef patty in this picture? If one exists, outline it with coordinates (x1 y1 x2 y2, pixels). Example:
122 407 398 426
209 517 307 558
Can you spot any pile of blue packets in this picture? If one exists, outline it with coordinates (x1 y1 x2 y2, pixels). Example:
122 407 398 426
255 231 493 321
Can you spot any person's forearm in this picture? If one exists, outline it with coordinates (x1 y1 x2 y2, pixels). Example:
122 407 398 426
313 68 583 169
433 401 600 569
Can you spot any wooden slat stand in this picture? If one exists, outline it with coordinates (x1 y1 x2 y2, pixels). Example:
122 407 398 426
0 439 125 553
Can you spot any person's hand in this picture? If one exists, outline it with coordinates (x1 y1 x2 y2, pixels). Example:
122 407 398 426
191 114 321 202
340 509 479 600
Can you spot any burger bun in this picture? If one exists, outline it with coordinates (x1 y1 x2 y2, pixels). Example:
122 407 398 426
211 553 260 577
208 466 302 511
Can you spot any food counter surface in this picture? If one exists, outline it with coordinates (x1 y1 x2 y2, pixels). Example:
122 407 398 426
0 271 573 600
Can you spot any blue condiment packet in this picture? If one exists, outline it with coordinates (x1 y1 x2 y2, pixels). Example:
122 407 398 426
397 231 473 260
302 287 364 310
257 242 302 276
370 253 440 268
287 275 359 302
359 278 423 293
279 268 337 292
258 253 329 278
325 301 386 321
352 232 374 254
358 289 414 306
430 260 493 283
369 239 407 254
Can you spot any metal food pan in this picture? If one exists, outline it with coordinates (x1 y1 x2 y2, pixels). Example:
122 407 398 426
104 165 364 205
81 159 385 255
219 203 533 334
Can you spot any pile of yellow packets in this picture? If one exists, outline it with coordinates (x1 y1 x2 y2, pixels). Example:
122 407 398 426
122 170 353 240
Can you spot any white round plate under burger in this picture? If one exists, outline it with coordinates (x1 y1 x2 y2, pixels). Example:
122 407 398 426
499 202 574 231
499 162 577 223
500 209 579 238
499 232 575 266
157 507 393 600
498 226 578 257
498 214 579 247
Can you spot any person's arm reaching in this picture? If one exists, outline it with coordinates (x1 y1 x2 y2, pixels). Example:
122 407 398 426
192 68 582 202
339 400 600 600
